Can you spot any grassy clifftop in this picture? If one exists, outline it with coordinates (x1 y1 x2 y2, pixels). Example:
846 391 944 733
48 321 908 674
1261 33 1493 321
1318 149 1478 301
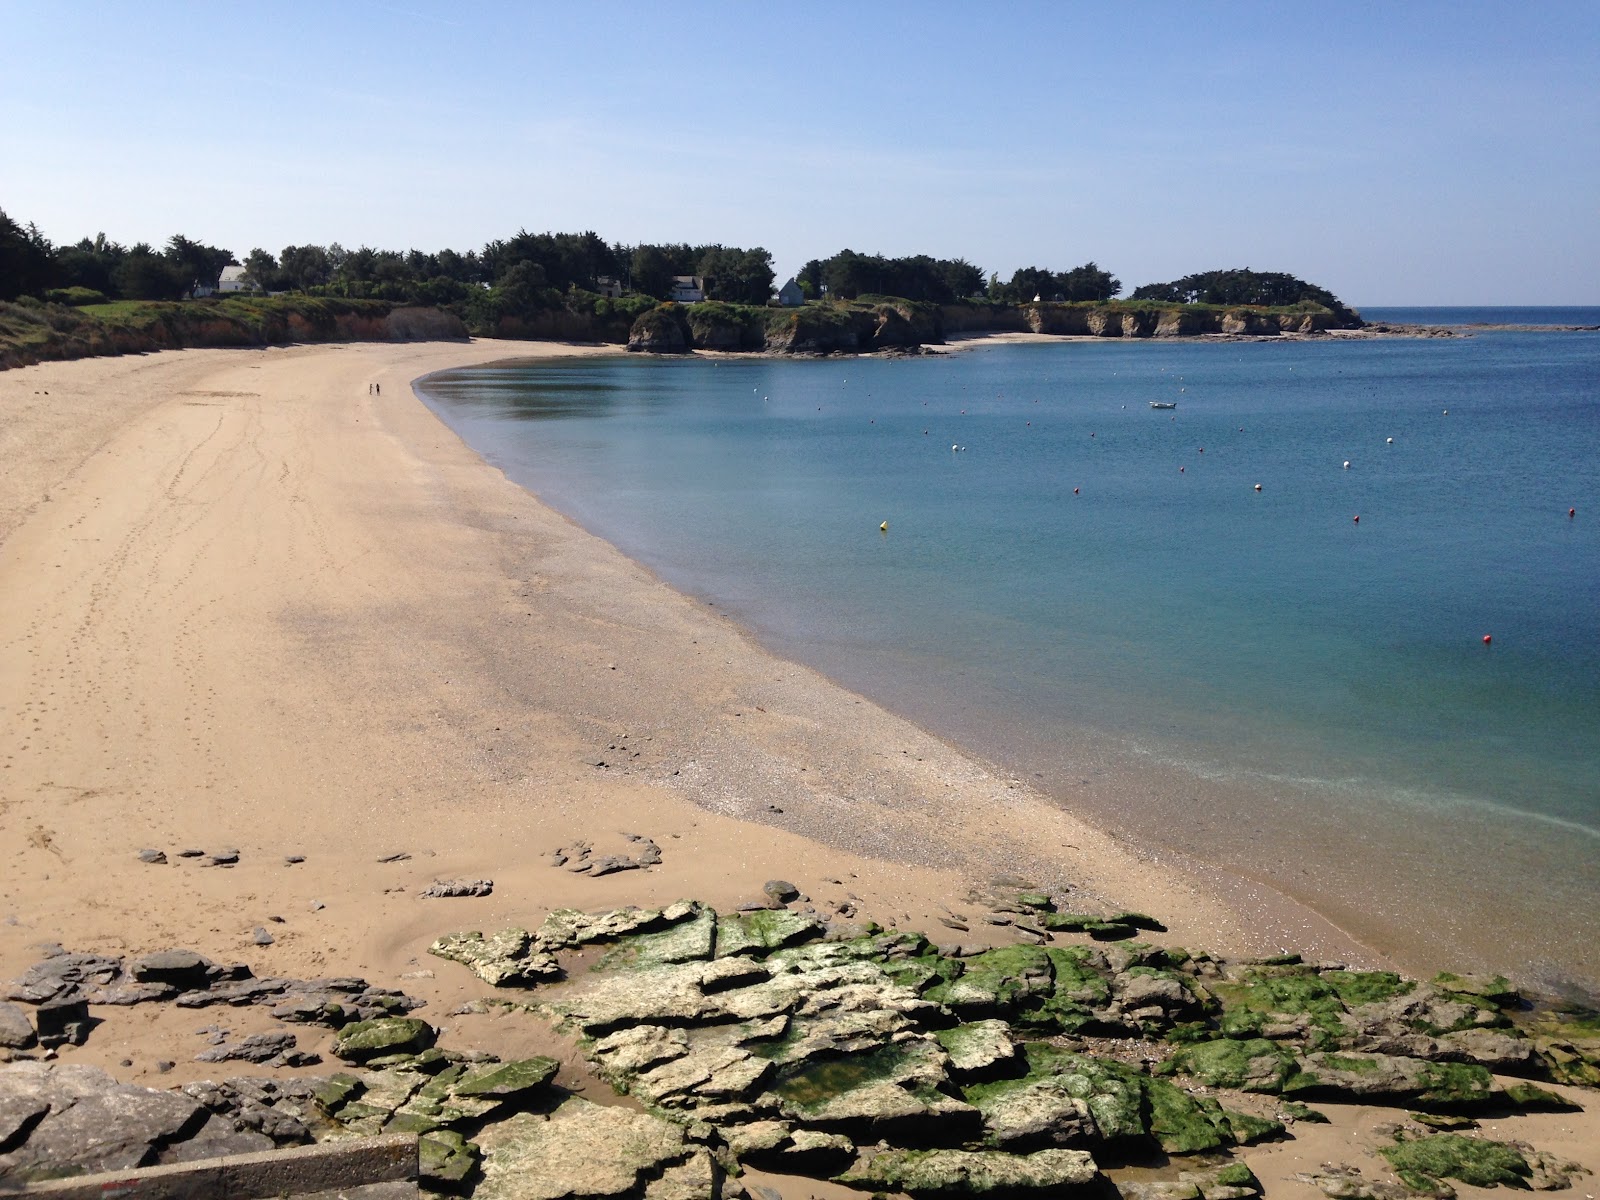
0 295 465 370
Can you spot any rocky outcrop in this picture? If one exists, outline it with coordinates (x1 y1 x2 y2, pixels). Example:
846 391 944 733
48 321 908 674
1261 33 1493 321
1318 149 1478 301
1 898 1591 1199
627 306 691 354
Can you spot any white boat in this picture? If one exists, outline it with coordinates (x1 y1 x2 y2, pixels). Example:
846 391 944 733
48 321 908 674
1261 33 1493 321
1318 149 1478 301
1150 401 1177 410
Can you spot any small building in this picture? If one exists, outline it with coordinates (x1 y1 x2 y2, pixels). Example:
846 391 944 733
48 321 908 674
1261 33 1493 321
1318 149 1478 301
777 278 804 307
217 265 257 294
595 276 624 299
669 275 704 303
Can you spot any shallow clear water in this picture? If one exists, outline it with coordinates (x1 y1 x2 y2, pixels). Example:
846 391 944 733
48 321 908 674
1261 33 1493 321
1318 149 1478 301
420 329 1600 994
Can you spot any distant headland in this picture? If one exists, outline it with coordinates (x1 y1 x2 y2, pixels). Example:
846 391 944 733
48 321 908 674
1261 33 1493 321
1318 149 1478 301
0 208 1470 368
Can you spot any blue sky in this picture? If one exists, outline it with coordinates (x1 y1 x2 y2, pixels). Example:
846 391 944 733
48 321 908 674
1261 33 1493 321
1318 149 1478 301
5 1 1597 304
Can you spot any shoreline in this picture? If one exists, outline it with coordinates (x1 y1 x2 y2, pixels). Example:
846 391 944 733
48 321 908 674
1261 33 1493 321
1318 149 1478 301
0 339 1379 991
2 339 1595 1194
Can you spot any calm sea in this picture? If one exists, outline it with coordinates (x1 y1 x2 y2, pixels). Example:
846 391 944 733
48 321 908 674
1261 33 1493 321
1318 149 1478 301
419 321 1600 996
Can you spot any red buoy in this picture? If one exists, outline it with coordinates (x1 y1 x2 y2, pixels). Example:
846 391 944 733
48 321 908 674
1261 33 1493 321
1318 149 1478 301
1073 487 1080 494
1353 515 1360 523
1570 508 1577 518
1482 635 1492 645
1179 466 1185 473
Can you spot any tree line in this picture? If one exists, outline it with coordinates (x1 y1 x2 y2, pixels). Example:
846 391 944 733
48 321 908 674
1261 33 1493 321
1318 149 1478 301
3 204 1351 318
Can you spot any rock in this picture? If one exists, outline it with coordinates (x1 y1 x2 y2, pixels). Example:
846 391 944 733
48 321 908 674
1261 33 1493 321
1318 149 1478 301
539 904 695 949
420 879 494 898
627 308 691 355
430 928 562 987
137 849 167 865
450 1056 559 1099
195 1031 312 1066
587 856 640 877
176 848 204 858
836 1146 1098 1194
1379 1132 1537 1192
206 850 240 866
131 949 218 991
935 1019 1016 1076
592 1026 691 1077
0 1005 35 1052
975 1078 1097 1148
10 952 123 1003
764 880 801 905
0 1092 51 1153
252 927 274 946
772 1038 978 1136
284 855 305 864
474 1098 694 1200
376 851 411 863
152 1112 275 1162
1289 1051 1495 1110
331 1017 436 1063
0 1061 209 1177
716 910 823 958
419 1127 480 1186
86 981 179 1006
1171 1038 1299 1092
34 995 91 1048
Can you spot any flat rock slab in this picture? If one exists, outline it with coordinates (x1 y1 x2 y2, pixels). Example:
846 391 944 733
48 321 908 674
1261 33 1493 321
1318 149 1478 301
0 1061 208 1181
839 1146 1099 1194
474 1098 693 1200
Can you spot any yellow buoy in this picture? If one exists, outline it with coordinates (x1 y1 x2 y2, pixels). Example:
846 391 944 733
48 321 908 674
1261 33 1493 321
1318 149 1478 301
880 521 889 532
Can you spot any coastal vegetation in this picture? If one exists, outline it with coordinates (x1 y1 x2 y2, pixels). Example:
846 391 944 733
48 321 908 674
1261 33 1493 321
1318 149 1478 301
0 203 1364 367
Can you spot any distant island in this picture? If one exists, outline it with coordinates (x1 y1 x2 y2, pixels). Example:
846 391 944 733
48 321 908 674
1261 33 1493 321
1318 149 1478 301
1 209 1369 367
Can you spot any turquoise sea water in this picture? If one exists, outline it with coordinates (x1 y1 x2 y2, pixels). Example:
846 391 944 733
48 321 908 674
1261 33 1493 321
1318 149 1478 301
420 326 1600 995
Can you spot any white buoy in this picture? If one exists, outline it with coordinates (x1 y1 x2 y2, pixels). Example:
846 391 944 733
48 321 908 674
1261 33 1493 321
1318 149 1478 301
1343 460 1351 469
1387 437 1394 444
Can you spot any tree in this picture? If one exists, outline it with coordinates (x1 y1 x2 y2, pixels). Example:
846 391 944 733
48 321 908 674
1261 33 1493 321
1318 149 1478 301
630 245 676 300
114 244 187 300
279 244 332 291
166 235 233 295
698 246 775 304
240 248 282 291
0 209 56 300
1129 268 1349 314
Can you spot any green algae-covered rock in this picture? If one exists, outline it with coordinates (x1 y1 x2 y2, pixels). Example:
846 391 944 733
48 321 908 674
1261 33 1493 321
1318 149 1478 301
965 1045 1143 1146
926 945 1054 1015
1380 1133 1531 1191
773 1039 978 1134
331 1016 436 1063
312 1072 365 1114
836 1146 1099 1194
599 904 717 967
1171 1038 1299 1093
1287 1052 1495 1110
452 1056 558 1099
1042 914 1137 940
715 909 823 958
419 1128 479 1186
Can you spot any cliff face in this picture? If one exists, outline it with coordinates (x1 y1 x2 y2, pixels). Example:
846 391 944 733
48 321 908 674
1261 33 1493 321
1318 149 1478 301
1021 302 1350 339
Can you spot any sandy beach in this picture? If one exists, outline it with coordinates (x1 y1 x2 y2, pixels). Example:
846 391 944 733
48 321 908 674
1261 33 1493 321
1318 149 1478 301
2 340 1594 1194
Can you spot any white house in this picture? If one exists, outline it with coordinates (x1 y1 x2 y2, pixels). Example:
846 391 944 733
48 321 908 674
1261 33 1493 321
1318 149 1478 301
217 265 257 294
668 275 704 303
777 278 805 307
595 276 624 299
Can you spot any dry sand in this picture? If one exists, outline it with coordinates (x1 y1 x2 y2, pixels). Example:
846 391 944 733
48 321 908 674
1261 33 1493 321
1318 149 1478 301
1 341 1594 1194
